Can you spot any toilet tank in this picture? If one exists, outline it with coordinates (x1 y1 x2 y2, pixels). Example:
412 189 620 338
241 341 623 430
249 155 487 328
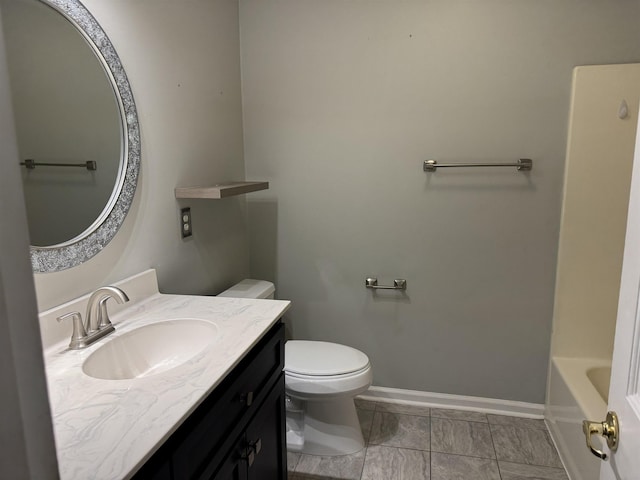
218 279 275 299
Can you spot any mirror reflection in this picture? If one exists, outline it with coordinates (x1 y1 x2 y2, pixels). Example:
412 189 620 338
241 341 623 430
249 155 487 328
1 0 123 247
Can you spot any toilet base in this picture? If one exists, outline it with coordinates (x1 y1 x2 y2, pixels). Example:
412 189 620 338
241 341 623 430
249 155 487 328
286 396 365 456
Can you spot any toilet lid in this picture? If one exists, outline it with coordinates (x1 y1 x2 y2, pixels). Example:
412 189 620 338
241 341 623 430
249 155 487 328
285 340 370 376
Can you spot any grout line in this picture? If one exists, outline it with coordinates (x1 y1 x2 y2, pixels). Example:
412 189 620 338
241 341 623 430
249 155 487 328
360 408 376 445
286 452 301 474
293 456 301 473
358 406 376 480
430 448 497 460
358 445 371 480
376 411 432 420
428 413 431 463
486 421 503 480
486 420 548 431
499 459 570 470
430 415 490 425
376 410 432 423
370 444 432 454
430 450 502 461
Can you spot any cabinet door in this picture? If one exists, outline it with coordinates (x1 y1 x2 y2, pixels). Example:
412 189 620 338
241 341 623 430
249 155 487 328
212 436 249 480
174 323 284 480
245 374 287 480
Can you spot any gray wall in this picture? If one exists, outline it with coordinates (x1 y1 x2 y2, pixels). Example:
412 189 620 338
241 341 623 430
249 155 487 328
0 8 58 477
33 0 249 310
240 0 640 402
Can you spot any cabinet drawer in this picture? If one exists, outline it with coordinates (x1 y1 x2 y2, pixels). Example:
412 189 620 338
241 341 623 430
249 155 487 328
171 322 284 479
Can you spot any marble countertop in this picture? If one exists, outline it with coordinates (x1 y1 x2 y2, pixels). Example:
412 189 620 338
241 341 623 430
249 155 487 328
42 278 290 480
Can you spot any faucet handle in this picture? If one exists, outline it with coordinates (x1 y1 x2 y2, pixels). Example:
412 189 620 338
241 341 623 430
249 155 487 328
57 312 87 349
98 297 114 329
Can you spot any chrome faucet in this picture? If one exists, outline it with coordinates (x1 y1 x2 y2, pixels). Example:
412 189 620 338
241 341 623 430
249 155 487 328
57 286 129 350
86 286 130 333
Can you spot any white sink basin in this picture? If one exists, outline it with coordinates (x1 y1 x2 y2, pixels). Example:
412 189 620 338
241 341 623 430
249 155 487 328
82 319 218 380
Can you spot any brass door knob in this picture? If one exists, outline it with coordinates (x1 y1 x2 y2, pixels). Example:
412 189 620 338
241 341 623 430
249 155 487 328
582 411 619 460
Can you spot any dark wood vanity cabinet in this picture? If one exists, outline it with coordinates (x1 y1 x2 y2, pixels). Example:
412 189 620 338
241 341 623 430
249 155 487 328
133 322 286 480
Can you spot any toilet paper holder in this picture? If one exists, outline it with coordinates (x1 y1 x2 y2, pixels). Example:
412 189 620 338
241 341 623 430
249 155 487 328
365 277 407 290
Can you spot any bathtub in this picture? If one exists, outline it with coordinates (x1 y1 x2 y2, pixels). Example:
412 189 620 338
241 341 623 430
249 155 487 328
546 357 611 480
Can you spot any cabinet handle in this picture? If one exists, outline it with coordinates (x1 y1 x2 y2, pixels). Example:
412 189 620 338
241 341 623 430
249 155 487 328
251 438 262 456
240 438 261 467
241 449 255 467
239 391 254 406
246 438 262 467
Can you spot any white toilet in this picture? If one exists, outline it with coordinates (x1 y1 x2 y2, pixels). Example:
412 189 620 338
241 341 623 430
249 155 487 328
219 279 373 456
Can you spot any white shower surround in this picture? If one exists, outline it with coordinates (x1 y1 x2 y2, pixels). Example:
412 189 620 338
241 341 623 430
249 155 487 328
546 357 610 480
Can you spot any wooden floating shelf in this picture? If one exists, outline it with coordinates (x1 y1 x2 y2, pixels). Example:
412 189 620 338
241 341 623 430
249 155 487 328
175 181 269 199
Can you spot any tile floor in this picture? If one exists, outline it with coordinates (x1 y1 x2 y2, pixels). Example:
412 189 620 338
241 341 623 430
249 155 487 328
287 399 569 480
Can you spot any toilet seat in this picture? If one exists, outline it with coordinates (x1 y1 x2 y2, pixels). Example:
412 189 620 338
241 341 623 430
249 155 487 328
285 365 371 380
285 365 372 399
285 340 370 376
285 341 372 400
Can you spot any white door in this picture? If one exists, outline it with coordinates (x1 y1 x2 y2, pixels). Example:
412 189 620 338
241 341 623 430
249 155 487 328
599 112 640 479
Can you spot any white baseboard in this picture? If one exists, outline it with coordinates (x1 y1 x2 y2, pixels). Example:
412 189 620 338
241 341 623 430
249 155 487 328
358 386 545 419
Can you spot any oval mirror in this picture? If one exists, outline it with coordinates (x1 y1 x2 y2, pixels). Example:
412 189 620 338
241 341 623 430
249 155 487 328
1 0 140 273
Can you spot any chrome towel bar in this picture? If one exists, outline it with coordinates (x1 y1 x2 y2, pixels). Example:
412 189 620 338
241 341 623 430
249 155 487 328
20 159 97 171
423 158 532 172
365 277 407 290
